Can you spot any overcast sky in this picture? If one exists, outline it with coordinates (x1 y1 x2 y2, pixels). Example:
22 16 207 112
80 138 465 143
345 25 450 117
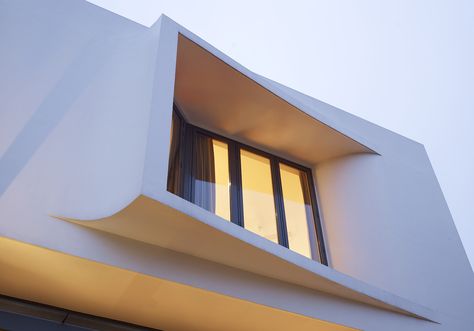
88 0 474 269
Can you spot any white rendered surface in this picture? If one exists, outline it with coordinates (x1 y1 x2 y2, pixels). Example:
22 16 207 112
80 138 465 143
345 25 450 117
87 0 474 273
0 1 473 330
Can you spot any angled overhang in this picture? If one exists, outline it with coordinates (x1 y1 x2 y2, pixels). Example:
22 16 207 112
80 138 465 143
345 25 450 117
173 34 375 166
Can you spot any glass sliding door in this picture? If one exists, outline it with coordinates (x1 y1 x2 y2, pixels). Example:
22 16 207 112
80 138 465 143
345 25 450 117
240 149 279 243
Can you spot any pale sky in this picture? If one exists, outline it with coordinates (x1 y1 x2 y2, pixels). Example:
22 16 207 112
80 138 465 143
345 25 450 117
88 0 474 269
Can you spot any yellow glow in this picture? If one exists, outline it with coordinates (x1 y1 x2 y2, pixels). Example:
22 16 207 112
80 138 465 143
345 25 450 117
279 164 313 258
240 149 278 243
0 237 357 331
212 139 231 221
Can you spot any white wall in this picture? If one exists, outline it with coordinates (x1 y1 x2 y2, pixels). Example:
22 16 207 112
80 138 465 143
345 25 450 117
315 150 474 324
0 0 158 248
1 1 473 330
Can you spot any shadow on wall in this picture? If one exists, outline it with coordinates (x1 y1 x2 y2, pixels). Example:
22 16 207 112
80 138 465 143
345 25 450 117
0 35 115 198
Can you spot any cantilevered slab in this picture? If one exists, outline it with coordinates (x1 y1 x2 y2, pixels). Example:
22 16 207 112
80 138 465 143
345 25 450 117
57 193 438 323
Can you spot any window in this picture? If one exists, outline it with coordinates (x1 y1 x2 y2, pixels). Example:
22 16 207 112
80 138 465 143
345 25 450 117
240 149 279 244
167 105 327 264
192 134 231 221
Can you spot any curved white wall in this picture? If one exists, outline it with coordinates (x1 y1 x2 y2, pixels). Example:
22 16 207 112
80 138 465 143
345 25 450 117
315 152 474 322
1 1 474 329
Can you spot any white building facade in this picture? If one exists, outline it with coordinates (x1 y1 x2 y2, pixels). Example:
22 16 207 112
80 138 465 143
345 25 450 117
1 1 473 330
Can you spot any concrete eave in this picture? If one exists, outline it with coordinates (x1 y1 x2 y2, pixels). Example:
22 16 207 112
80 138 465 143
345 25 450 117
159 15 381 156
57 192 440 323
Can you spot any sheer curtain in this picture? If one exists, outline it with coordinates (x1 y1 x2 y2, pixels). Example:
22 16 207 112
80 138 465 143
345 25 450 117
193 134 216 213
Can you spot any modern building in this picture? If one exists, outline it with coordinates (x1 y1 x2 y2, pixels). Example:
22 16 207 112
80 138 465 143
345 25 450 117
1 1 473 330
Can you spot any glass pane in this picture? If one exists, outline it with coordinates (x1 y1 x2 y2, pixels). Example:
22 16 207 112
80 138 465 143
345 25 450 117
212 140 231 220
240 149 278 243
193 134 231 221
279 163 318 259
167 111 183 196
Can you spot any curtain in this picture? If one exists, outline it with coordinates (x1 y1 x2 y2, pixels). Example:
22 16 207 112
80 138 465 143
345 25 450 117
167 111 183 196
193 134 216 213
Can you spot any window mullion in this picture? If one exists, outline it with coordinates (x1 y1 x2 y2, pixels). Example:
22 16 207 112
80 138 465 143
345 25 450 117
271 159 289 248
306 170 329 265
229 143 244 227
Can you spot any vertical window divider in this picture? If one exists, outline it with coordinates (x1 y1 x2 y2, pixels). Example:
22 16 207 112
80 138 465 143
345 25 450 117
271 159 289 248
229 143 244 227
307 170 328 266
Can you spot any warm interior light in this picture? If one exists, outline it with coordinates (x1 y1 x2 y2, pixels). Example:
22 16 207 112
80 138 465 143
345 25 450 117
279 164 317 259
240 149 278 243
0 237 357 331
192 135 231 221
212 139 231 221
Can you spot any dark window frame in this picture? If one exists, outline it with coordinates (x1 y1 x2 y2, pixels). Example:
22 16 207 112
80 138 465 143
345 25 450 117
169 105 328 265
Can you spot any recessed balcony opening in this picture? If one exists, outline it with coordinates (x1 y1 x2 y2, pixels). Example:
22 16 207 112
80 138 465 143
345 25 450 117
169 34 372 264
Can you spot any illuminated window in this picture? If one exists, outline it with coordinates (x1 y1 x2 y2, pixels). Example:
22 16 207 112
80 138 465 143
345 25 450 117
192 134 231 221
279 163 319 259
241 150 278 243
167 105 327 264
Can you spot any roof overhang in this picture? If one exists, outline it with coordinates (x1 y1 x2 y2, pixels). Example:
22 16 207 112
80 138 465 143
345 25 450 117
174 34 375 166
